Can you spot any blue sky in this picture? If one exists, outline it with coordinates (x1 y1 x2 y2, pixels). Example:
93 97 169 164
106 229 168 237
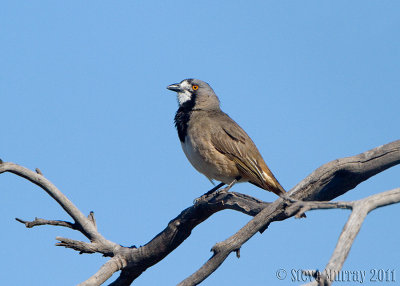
1 1 399 285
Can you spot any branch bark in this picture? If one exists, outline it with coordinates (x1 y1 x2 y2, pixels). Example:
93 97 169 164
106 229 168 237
1 140 399 285
178 140 400 285
0 162 122 281
298 188 400 286
15 217 77 229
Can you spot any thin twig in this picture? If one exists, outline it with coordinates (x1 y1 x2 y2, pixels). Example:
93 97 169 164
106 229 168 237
15 217 76 229
0 162 102 241
285 201 354 218
88 211 97 230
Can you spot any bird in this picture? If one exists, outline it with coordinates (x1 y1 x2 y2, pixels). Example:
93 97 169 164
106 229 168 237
167 78 286 199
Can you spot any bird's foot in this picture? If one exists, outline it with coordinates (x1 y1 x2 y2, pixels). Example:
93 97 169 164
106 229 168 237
193 188 229 205
215 188 229 196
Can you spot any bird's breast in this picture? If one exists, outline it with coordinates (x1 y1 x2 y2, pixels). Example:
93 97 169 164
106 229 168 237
180 134 240 184
181 136 210 177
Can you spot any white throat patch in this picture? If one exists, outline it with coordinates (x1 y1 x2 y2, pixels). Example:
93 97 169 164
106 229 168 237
177 80 193 106
177 90 192 105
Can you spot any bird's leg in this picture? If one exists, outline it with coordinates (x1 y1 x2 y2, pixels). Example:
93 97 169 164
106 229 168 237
203 182 226 197
193 177 242 205
219 177 239 192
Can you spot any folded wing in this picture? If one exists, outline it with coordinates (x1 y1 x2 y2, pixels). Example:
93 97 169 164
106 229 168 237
210 113 285 196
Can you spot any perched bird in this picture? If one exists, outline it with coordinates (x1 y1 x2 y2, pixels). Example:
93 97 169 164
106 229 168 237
167 79 285 198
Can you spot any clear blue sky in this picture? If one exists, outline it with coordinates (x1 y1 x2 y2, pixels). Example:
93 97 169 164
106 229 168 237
1 1 399 285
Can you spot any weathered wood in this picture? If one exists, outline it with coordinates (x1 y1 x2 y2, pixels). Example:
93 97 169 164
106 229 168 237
0 140 399 285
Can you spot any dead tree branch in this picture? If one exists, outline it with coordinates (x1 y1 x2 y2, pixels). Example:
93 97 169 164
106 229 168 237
298 188 400 286
0 140 399 285
15 217 77 229
178 140 400 285
0 162 122 284
79 257 127 286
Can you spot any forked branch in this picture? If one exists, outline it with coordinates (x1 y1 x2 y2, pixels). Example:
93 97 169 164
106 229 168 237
298 188 400 286
178 140 400 285
0 140 399 285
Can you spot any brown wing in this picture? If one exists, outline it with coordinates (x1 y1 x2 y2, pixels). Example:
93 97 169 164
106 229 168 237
210 112 285 196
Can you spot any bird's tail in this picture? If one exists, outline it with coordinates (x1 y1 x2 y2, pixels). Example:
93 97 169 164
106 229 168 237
261 171 285 196
237 155 286 197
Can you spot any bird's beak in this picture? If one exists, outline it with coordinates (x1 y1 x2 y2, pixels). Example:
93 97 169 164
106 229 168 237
167 83 182 92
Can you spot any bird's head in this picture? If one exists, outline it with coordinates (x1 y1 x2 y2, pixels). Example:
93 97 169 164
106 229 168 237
167 79 220 110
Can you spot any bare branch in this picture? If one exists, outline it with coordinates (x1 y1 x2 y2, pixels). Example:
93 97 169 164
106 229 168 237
0 162 118 248
289 140 400 201
55 236 123 257
302 188 400 286
78 256 127 286
56 237 98 254
1 140 399 285
1 163 98 241
1 157 271 284
107 191 273 283
15 217 76 229
178 140 400 285
0 161 125 284
285 201 354 218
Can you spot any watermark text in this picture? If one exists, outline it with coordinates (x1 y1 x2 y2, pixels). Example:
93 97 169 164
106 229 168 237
275 268 396 283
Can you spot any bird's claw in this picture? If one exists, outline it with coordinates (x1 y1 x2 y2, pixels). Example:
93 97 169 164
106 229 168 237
193 189 229 205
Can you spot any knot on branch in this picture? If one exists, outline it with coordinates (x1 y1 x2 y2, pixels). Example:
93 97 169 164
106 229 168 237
211 242 226 254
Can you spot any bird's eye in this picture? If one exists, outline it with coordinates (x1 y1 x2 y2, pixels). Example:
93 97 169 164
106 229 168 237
192 85 199 90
